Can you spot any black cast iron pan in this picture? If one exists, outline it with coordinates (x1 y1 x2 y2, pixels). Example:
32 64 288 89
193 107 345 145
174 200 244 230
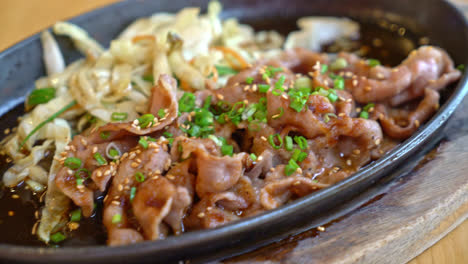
0 0 467 263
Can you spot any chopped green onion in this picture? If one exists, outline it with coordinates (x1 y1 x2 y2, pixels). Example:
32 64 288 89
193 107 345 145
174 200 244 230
457 64 465 72
70 208 81 222
64 157 82 169
179 92 196 113
288 88 311 112
272 86 284 96
27 87 56 107
216 113 227 124
112 214 122 224
241 104 257 120
163 131 173 138
258 84 270 93
291 149 301 161
272 107 284 119
367 59 381 67
194 108 214 127
294 77 312 90
315 87 329 97
327 92 339 102
215 65 239 76
323 113 337 123
285 136 293 151
109 148 119 158
330 58 348 71
168 138 174 145
268 134 283 149
135 172 145 182
250 153 257 161
158 109 166 119
208 135 223 146
111 112 128 121
130 187 137 202
266 66 283 76
284 159 300 176
50 232 66 243
85 114 97 124
139 136 149 149
100 131 110 140
298 152 308 162
203 95 212 110
272 75 286 96
142 74 154 83
321 64 328 74
137 114 155 128
292 149 308 162
228 101 246 124
93 152 107 166
246 77 254 84
294 136 308 150
215 100 231 113
334 76 345 90
76 178 84 186
74 168 91 185
363 103 375 112
221 144 234 156
360 111 369 119
19 100 77 150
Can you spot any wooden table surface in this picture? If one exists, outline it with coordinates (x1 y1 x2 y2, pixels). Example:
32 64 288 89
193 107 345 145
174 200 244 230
1 0 467 263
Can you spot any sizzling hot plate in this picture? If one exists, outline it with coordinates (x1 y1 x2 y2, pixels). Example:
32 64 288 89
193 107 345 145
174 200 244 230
0 0 467 263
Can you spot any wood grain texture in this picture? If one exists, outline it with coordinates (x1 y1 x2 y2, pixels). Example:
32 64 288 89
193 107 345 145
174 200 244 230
0 0 468 263
0 0 120 51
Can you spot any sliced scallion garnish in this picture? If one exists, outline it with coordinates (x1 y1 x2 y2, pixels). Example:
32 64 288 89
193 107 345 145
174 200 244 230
135 172 145 182
50 232 66 243
268 134 283 149
215 65 238 76
70 208 82 222
111 112 128 121
93 152 107 166
27 87 56 107
64 157 82 169
112 214 122 224
284 159 300 176
19 100 77 150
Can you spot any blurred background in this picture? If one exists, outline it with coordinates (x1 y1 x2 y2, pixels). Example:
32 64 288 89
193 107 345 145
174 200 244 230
0 0 119 51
